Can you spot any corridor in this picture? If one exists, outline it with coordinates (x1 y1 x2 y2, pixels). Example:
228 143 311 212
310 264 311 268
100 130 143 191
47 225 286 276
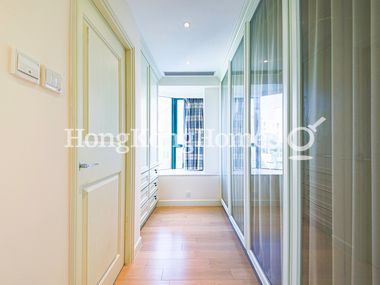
115 207 259 285
1 0 379 284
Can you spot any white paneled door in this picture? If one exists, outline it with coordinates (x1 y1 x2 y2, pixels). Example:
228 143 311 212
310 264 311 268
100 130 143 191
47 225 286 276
75 0 126 284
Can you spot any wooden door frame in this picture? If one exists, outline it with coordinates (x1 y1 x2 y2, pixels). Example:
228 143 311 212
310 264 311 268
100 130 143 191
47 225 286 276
68 0 136 284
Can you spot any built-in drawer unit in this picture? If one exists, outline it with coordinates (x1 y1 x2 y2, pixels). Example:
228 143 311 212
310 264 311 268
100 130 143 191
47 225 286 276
140 169 160 228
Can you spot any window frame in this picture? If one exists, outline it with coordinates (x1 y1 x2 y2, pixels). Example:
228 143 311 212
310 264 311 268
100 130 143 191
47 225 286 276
171 98 185 169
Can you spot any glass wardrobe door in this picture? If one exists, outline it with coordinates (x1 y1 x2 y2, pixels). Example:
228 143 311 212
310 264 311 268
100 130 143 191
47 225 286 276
249 0 284 284
221 72 230 208
231 39 245 234
301 0 379 284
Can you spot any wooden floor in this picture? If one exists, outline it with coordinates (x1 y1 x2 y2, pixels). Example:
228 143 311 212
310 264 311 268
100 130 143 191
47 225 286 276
115 206 260 285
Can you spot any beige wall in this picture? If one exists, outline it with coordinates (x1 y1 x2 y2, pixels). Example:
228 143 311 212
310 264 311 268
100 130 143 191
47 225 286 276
0 0 161 282
0 0 70 284
158 175 221 206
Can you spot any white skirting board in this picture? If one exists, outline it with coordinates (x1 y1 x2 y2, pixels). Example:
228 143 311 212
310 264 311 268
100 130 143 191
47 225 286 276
157 200 221 207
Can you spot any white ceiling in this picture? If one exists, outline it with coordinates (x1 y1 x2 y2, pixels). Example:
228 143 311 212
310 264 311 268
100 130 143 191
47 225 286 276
126 0 246 74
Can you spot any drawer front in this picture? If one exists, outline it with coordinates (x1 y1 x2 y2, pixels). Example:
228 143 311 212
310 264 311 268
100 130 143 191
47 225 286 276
152 188 159 202
140 198 150 226
140 208 149 226
140 170 150 190
150 167 159 182
149 194 158 211
140 185 149 208
150 179 158 194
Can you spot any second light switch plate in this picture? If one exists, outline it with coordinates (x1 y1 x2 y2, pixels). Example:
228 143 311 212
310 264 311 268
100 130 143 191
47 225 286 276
41 65 63 94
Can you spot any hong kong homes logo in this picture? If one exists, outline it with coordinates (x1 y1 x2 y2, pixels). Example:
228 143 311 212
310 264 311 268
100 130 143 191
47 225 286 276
288 117 326 161
64 117 327 161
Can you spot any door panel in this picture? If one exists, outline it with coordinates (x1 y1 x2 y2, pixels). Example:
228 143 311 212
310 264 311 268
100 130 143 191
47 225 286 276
221 72 230 208
87 28 120 135
84 175 120 285
231 39 245 235
249 0 284 284
76 0 126 284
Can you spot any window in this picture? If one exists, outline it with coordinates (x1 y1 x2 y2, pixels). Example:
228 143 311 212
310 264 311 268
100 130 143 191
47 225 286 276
158 97 204 171
172 99 185 169
158 97 172 169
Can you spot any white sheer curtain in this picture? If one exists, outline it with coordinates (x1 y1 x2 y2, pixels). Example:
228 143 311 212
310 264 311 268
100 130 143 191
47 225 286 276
301 0 379 284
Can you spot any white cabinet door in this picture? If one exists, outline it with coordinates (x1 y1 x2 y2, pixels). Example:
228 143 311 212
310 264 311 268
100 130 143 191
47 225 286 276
150 70 159 168
140 54 150 173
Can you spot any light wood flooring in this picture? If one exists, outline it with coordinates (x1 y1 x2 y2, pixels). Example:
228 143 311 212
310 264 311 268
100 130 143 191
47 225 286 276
115 206 260 285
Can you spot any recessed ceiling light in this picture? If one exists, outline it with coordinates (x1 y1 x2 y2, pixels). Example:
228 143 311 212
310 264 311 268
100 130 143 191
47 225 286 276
184 22 191 29
186 60 191 65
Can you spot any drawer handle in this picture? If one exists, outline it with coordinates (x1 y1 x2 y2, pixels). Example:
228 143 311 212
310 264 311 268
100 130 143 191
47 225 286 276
154 169 158 174
154 182 157 186
154 195 157 200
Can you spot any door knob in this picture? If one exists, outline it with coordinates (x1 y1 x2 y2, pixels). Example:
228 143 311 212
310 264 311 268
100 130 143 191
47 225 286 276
79 162 100 170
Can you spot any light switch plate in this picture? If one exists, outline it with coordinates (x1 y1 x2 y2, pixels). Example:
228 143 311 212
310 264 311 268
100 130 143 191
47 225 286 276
41 65 63 94
10 49 40 84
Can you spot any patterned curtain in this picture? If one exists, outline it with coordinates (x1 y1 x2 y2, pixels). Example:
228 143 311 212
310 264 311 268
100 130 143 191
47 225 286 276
184 99 204 171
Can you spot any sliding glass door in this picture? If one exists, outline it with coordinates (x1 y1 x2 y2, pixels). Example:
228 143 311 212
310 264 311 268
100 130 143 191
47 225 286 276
249 0 284 284
300 0 333 283
222 0 378 284
300 0 379 284
221 72 230 209
231 40 245 235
